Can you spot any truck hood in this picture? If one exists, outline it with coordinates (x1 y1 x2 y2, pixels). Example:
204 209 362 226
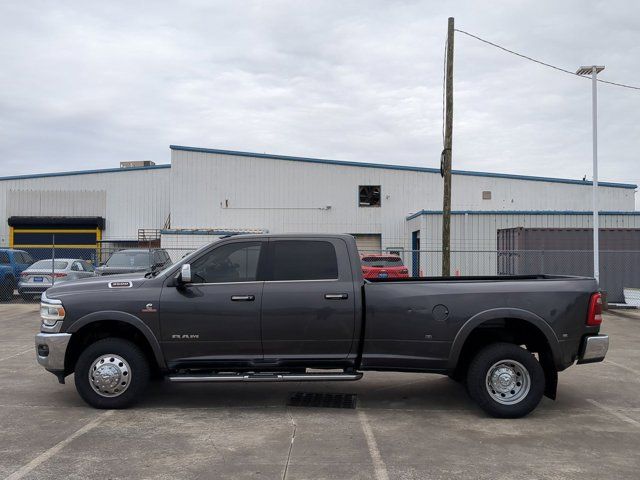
44 272 148 299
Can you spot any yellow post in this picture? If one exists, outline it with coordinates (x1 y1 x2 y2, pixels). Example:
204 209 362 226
96 228 102 264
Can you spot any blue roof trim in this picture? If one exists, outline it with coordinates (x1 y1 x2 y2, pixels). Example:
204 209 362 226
170 145 637 190
0 164 170 182
406 210 640 221
160 229 264 235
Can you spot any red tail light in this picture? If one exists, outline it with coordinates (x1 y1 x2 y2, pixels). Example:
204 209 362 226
52 273 67 278
587 292 603 326
20 272 29 277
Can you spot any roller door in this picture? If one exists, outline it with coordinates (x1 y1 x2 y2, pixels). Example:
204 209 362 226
8 216 105 263
352 234 382 254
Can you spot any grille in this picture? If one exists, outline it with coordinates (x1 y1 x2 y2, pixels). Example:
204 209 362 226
287 392 357 409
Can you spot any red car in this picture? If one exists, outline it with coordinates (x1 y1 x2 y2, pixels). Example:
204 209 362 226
360 254 409 279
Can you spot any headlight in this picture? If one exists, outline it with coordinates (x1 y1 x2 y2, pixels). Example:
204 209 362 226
40 303 65 326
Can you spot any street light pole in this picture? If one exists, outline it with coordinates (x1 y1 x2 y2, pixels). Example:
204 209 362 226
577 65 605 285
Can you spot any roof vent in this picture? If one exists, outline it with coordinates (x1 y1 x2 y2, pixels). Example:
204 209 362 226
120 161 155 168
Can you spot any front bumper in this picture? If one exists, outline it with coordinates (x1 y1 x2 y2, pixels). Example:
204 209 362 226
35 332 71 372
577 334 609 364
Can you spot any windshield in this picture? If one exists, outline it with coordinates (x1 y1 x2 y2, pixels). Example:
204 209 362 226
30 260 69 270
361 256 404 267
106 251 151 268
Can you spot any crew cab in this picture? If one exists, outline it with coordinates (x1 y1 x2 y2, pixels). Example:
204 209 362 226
35 234 608 417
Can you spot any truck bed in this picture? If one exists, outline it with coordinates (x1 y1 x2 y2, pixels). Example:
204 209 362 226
360 275 598 372
366 274 589 283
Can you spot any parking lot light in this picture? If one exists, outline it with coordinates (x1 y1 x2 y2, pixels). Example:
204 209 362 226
576 65 605 285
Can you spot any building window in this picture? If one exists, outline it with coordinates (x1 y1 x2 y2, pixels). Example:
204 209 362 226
482 191 492 200
359 185 381 207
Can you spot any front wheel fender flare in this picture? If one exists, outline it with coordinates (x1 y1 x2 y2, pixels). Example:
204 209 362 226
67 311 166 369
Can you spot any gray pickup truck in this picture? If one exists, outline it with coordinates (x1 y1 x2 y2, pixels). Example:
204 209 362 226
35 234 608 417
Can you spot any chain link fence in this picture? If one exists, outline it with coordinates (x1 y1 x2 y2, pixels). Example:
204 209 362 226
2 244 639 305
358 248 640 304
0 245 202 303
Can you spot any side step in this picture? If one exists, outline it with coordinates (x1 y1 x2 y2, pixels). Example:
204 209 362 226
168 372 363 383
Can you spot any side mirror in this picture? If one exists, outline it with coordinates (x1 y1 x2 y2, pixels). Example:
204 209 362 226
180 264 192 283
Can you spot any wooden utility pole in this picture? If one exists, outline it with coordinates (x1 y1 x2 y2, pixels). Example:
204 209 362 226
442 17 454 276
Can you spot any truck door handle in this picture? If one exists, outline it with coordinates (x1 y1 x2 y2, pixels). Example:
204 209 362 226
325 293 348 300
231 295 255 301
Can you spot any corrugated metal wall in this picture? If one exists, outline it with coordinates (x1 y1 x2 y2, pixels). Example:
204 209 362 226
1 148 636 252
7 190 106 217
170 149 635 251
416 212 640 276
170 150 433 250
0 168 170 246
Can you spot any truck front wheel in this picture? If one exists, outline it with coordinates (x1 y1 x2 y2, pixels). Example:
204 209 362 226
466 342 544 418
74 338 150 409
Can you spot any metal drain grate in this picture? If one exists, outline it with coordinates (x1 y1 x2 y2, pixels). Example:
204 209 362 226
287 392 357 409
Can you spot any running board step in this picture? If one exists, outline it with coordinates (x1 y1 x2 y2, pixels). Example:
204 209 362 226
168 372 363 383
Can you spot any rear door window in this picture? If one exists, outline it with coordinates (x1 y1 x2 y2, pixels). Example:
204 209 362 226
271 241 338 281
0 252 9 264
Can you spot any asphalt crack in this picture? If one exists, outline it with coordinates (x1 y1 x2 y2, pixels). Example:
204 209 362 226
282 410 297 480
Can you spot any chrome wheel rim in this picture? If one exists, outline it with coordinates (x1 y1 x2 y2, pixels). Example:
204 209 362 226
485 359 530 405
88 354 131 397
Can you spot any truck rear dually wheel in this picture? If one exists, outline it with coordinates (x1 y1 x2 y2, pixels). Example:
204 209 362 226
74 338 149 409
466 342 544 418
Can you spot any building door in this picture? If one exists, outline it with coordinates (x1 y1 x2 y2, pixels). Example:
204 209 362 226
411 230 420 277
8 216 104 263
351 234 382 254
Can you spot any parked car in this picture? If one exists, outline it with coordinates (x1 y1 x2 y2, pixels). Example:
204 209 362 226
18 259 96 300
361 254 409 279
95 248 172 276
0 249 34 301
35 234 608 418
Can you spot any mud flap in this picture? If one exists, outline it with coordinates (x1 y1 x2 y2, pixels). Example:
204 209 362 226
538 349 558 400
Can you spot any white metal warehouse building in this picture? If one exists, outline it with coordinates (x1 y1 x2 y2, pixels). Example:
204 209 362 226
0 144 637 275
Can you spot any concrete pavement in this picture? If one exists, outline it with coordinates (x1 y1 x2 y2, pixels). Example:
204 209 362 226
1 304 639 479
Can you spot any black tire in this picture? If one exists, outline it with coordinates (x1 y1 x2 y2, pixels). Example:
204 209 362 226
466 342 544 418
0 276 15 301
74 338 150 409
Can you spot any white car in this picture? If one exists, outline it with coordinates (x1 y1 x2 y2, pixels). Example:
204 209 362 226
18 258 96 300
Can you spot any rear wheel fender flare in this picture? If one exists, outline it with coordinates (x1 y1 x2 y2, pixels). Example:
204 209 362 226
447 308 561 371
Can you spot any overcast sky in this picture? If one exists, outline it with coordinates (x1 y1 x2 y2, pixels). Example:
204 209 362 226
1 1 638 204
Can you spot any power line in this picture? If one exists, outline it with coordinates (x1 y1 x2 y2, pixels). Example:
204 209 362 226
454 28 640 91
